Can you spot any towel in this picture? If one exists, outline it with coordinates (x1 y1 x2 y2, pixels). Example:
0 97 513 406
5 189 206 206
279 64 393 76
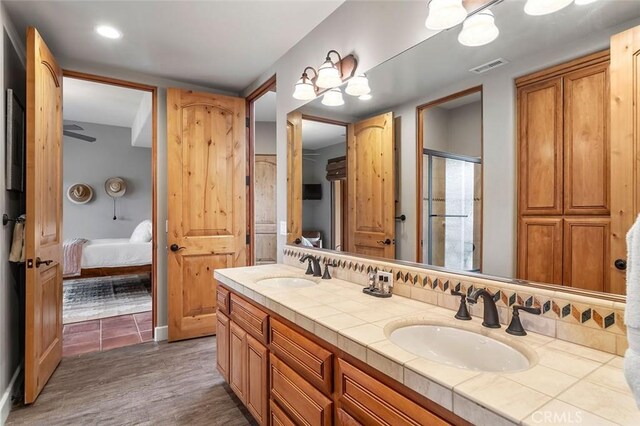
8 215 25 263
63 238 88 277
624 215 640 407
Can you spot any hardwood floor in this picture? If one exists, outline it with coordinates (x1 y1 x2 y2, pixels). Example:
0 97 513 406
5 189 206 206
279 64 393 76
7 337 257 425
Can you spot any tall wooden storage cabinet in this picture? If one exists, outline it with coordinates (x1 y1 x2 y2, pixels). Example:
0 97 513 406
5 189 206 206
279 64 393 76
517 51 611 293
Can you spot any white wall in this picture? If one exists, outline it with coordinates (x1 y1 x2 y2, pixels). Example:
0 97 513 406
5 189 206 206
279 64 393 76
243 1 639 280
63 122 152 240
0 4 24 422
255 121 276 155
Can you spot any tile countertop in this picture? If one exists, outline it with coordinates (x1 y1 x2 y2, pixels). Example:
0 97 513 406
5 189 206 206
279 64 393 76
214 264 639 426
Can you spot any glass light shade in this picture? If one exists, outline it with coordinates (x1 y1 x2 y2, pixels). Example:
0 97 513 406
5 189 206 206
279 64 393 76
345 74 371 97
359 94 372 101
574 0 598 4
321 88 345 107
425 0 468 31
292 77 316 101
316 59 342 89
524 0 573 16
458 10 499 47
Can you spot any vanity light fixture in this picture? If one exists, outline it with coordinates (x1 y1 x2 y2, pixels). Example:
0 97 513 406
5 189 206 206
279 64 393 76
316 50 343 89
524 0 573 16
359 94 372 101
425 0 468 31
95 25 122 39
345 74 371 97
292 67 318 101
458 10 499 47
321 88 345 107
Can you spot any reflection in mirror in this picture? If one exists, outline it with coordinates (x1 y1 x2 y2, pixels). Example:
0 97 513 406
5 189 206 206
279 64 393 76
287 0 640 299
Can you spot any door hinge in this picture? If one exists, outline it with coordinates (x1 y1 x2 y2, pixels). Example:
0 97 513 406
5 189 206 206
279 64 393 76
246 176 250 186
246 117 250 128
246 234 250 245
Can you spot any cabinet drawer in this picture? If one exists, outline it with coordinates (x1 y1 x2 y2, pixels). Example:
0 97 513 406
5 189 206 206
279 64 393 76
270 399 296 426
230 293 269 344
269 354 332 426
269 319 333 395
217 285 230 315
336 359 449 426
336 408 362 426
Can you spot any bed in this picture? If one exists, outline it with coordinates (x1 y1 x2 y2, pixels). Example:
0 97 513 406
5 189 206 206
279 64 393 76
63 220 153 279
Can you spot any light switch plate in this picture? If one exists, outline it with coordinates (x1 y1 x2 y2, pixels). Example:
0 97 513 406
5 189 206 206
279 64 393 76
279 221 287 235
377 271 393 284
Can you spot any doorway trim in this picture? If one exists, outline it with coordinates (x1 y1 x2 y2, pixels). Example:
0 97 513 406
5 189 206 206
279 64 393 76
246 75 276 265
61 69 158 335
415 85 483 264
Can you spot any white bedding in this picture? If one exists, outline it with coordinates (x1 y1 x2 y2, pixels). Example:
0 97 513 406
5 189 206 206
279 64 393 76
81 238 152 269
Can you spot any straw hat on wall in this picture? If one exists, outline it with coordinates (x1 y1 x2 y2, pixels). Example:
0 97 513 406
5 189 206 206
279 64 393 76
67 183 94 204
104 177 127 198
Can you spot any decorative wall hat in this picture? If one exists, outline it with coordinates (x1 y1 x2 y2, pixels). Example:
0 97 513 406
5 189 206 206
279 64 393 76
67 183 94 204
105 177 127 220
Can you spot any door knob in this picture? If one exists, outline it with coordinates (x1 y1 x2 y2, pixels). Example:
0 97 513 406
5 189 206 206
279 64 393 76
170 244 186 252
35 257 53 268
614 259 627 271
293 238 302 245
377 239 392 246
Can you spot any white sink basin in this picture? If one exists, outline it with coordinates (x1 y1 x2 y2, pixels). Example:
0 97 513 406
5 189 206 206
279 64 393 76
256 277 317 289
388 324 532 372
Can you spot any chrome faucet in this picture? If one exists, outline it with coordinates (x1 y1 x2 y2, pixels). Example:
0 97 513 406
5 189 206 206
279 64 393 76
300 254 322 277
467 288 501 328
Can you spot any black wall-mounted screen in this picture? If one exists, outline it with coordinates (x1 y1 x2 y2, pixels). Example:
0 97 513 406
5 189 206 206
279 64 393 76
303 184 322 200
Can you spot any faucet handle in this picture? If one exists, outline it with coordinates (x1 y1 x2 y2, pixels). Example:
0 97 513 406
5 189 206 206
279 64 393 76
451 289 471 320
506 305 541 336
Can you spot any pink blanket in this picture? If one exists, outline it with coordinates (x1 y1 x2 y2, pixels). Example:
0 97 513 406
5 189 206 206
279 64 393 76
63 238 88 277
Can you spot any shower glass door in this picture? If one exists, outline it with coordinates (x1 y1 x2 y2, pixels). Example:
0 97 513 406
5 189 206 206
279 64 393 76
423 150 482 272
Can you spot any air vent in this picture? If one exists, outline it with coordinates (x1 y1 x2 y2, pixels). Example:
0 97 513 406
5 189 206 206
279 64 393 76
469 58 509 74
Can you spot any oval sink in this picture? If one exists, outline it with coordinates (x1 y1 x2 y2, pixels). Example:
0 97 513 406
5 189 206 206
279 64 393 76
388 324 532 372
256 277 317 289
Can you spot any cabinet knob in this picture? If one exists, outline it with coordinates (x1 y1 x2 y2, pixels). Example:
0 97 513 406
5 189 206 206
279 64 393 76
614 259 627 271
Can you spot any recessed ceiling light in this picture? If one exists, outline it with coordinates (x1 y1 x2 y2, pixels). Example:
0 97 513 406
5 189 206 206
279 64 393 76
96 25 122 39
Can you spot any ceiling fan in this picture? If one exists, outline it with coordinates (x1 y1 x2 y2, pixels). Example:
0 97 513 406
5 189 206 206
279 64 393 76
63 124 96 143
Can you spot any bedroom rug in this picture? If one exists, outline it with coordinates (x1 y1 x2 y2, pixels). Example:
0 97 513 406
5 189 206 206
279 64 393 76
63 274 151 324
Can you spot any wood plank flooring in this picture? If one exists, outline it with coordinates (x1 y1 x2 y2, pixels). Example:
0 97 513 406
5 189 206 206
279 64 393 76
7 337 256 425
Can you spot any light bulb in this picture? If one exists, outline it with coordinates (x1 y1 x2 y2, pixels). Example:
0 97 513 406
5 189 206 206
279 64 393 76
574 0 598 4
96 25 122 39
425 0 467 31
345 74 371 97
316 59 342 89
292 75 316 101
458 10 499 47
359 94 372 101
321 88 345 107
524 0 573 16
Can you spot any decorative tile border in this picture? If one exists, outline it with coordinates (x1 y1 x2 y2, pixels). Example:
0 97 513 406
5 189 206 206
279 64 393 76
283 247 627 355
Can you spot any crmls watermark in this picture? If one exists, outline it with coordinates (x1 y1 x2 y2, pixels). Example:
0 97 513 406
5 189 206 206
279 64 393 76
530 410 584 424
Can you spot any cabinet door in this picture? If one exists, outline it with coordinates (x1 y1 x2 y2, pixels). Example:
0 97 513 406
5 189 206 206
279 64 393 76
229 321 247 403
518 218 563 285
270 399 296 426
518 78 563 215
564 218 610 292
246 334 268 426
216 312 230 382
564 63 610 215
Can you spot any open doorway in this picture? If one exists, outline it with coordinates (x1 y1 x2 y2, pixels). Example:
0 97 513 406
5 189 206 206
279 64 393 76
248 77 277 265
60 73 157 356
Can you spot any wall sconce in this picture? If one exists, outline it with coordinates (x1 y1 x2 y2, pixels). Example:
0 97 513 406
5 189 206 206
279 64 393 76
292 50 361 105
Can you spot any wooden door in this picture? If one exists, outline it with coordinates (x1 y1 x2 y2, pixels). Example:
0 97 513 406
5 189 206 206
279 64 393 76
286 112 302 244
564 63 610 215
229 321 247 403
246 334 268 425
610 25 640 295
167 89 246 341
563 218 610 292
216 312 230 381
517 78 563 216
254 155 277 264
517 218 563 285
25 27 63 404
347 112 395 258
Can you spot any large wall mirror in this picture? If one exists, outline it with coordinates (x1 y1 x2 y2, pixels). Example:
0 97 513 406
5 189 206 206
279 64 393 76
287 0 640 300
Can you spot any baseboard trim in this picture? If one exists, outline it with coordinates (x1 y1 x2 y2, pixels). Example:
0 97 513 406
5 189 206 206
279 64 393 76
1 365 22 425
154 325 168 342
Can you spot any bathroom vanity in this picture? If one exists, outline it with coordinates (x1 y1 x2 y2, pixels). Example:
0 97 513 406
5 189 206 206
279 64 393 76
214 263 634 426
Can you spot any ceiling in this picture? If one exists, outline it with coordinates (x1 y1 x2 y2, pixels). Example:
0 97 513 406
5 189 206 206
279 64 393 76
5 1 344 92
302 119 345 150
254 91 276 122
298 0 640 119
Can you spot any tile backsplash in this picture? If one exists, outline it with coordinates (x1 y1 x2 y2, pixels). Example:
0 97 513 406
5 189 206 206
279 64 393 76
283 247 628 356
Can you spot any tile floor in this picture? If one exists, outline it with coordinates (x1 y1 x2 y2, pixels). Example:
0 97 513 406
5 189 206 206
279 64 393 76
62 311 153 357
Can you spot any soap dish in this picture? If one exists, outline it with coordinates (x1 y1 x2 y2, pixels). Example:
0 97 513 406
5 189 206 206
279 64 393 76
362 287 392 298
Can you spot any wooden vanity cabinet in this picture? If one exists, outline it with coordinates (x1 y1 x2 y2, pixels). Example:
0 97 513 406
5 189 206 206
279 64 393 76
216 312 230 382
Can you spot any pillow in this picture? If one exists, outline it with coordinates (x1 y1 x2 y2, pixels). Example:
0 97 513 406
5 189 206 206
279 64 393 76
130 220 152 243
